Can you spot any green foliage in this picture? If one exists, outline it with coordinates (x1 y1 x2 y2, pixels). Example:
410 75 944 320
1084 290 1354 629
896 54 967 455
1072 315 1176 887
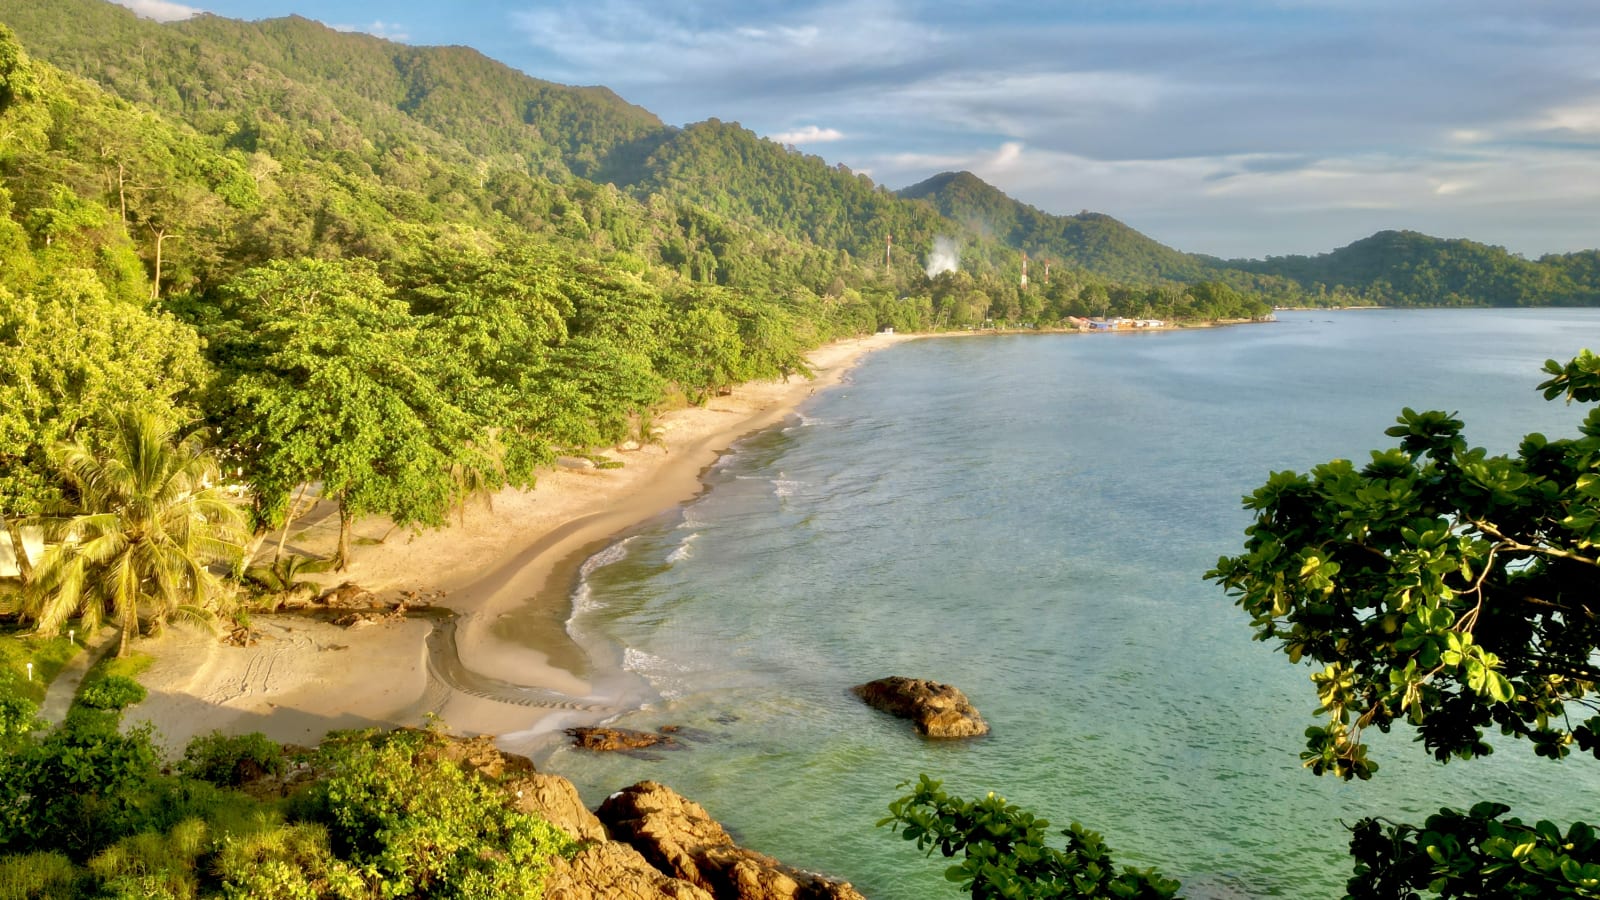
211 820 366 899
883 776 1182 899
177 731 285 788
0 696 39 741
24 410 247 656
1346 802 1600 899
0 714 163 860
76 674 145 711
0 850 80 899
900 171 1210 285
1207 351 1600 898
298 728 576 898
1208 356 1600 779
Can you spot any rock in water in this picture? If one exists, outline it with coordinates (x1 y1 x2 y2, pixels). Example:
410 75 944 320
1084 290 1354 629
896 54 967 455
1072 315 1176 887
598 781 866 900
567 726 675 752
851 676 989 738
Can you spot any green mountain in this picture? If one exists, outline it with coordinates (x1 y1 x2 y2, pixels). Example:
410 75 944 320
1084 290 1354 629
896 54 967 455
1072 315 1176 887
1229 230 1600 307
5 0 1597 311
897 171 1213 283
0 0 662 182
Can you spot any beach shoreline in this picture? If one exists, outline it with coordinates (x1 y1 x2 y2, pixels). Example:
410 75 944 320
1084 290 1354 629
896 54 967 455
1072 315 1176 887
128 332 917 754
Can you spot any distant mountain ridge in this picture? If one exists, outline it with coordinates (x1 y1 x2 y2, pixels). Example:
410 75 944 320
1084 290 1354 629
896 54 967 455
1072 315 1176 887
897 171 1213 284
4 0 1598 307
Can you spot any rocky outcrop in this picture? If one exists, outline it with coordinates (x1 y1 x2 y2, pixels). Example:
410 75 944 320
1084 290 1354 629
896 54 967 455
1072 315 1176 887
245 731 859 900
567 726 676 752
597 781 866 900
851 676 989 738
545 841 716 900
506 771 609 844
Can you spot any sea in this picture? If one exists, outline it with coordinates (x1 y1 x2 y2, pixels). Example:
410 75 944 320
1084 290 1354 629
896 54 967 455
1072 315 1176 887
532 308 1600 899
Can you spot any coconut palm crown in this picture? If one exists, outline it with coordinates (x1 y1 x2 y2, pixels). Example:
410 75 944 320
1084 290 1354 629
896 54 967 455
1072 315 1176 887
25 409 247 656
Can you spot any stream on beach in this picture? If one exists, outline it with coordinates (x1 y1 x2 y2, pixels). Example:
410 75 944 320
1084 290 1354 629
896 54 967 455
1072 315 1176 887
515 309 1600 899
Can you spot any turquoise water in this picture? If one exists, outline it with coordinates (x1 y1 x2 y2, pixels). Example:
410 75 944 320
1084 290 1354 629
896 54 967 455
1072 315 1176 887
536 309 1600 899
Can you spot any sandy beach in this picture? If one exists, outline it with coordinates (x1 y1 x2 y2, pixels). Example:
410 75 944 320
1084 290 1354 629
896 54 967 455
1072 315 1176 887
128 332 916 754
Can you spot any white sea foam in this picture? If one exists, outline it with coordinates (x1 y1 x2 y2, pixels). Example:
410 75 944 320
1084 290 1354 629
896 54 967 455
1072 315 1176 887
623 647 690 700
773 477 803 498
666 532 699 564
568 536 637 615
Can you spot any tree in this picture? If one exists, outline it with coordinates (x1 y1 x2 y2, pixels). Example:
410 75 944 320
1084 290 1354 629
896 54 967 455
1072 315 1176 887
220 258 479 569
1206 349 1600 896
0 270 210 584
23 409 246 657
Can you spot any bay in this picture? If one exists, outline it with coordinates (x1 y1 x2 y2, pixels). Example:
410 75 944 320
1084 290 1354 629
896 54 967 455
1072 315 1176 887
539 308 1600 899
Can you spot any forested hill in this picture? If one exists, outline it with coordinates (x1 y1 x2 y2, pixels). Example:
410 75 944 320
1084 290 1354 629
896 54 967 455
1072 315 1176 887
3 0 1598 311
1226 230 1600 307
0 0 664 183
897 171 1213 284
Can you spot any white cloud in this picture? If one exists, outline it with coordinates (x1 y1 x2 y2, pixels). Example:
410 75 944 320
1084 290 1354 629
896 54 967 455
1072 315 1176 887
769 125 846 145
867 138 1600 257
331 20 412 42
112 0 203 22
1535 100 1600 135
512 0 940 88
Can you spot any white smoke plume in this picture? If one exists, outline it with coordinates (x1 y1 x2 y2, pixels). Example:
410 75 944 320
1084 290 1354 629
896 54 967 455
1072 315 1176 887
925 236 960 278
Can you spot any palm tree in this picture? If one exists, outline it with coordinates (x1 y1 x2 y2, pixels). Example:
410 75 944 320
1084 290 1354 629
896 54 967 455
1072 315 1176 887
24 410 247 656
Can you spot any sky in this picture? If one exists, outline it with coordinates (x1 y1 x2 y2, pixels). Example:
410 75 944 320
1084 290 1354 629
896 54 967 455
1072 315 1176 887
112 0 1600 259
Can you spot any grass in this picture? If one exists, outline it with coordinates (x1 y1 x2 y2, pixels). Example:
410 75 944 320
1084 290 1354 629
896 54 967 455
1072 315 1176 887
0 625 84 705
88 651 154 684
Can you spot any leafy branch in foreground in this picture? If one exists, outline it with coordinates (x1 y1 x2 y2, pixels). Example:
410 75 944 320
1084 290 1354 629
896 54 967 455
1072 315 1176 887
1207 348 1600 780
881 775 1181 899
1205 350 1600 898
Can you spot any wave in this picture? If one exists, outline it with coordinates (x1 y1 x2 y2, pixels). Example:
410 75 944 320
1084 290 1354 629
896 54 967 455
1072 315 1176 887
623 646 692 700
773 477 804 498
665 531 699 564
569 535 637 616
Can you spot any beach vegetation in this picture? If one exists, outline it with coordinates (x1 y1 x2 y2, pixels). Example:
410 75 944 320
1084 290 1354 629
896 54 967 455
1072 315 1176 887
0 704 576 897
178 731 287 788
21 410 248 657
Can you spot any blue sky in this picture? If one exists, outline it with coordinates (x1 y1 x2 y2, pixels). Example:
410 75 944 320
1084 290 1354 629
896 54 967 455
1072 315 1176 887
114 0 1600 259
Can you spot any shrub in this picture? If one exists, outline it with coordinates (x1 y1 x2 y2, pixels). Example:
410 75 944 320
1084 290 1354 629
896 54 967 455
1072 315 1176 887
298 729 576 898
0 696 39 740
0 721 162 860
0 851 80 899
77 675 147 711
211 821 364 900
177 732 285 788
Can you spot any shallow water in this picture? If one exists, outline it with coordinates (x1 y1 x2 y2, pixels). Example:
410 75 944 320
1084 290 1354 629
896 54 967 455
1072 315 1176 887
534 309 1600 899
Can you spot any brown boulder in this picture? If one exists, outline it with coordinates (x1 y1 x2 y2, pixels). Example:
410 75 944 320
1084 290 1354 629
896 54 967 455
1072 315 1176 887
851 676 989 738
597 781 866 900
567 726 675 752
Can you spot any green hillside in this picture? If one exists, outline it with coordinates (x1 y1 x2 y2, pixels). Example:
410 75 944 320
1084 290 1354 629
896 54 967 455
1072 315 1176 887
898 171 1213 283
1230 230 1600 307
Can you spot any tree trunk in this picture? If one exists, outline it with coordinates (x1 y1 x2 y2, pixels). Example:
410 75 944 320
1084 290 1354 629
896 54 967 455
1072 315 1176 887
274 483 309 564
1 514 32 583
149 225 168 300
336 503 353 571
119 614 133 658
